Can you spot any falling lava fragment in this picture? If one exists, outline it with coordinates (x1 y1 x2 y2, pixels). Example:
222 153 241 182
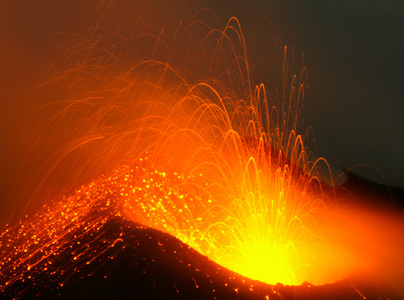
0 156 392 299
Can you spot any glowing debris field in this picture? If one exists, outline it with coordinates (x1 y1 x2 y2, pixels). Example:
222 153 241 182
0 158 391 299
0 1 402 299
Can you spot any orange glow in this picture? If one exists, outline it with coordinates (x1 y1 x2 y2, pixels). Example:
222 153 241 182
3 14 341 286
1 3 402 295
120 149 364 286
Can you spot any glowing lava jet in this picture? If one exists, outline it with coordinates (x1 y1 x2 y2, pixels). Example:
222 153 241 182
0 2 398 299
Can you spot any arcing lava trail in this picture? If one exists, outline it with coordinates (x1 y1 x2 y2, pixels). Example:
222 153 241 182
0 1 400 299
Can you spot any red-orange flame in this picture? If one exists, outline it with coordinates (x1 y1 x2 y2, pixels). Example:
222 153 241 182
1 2 403 295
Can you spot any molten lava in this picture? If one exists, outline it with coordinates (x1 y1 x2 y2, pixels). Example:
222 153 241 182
1 2 401 298
2 13 335 286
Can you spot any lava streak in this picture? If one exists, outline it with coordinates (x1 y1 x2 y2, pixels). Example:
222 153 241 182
1 80 352 287
0 1 371 293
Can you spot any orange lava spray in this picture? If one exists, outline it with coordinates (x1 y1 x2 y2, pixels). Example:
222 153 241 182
0 2 390 293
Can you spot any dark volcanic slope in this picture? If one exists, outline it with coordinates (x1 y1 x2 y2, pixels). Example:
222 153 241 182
0 214 392 300
0 157 395 299
340 169 404 212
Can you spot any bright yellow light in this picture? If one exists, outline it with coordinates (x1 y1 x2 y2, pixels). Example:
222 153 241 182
236 241 296 285
9 10 359 288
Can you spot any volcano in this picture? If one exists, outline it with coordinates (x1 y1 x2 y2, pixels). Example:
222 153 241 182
0 163 395 300
1 1 403 298
0 215 393 299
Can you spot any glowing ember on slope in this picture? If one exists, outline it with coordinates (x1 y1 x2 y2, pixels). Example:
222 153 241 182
0 152 345 291
1 2 389 293
109 149 358 286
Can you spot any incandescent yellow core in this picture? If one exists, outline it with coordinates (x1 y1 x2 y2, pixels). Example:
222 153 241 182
11 11 361 287
236 242 296 285
124 149 337 286
3 5 394 293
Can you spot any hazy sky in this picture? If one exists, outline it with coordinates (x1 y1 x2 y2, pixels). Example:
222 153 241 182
1 0 403 223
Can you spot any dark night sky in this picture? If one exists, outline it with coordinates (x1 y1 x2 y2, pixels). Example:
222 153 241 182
277 0 404 188
0 0 403 223
205 0 404 187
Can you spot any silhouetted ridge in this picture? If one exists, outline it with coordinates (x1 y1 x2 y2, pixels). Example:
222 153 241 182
1 214 396 299
340 169 404 211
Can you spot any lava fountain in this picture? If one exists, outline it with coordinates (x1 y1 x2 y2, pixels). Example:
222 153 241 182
0 1 400 298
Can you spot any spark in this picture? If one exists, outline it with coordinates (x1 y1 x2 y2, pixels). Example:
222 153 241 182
0 3 394 298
